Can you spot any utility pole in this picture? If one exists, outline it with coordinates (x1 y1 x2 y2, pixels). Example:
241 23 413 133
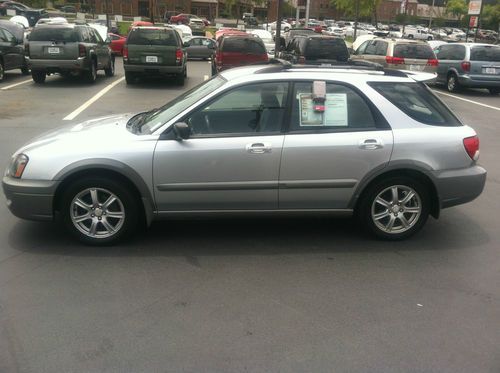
353 0 360 40
274 0 283 58
305 0 310 28
428 0 435 29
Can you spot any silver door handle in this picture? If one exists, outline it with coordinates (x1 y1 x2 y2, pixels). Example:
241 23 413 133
359 139 383 150
246 143 272 154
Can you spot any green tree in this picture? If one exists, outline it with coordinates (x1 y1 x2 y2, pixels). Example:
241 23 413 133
482 4 500 31
446 0 468 21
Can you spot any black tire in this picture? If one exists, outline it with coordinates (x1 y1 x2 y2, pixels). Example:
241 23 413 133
408 34 414 39
21 61 30 75
104 56 115 77
447 73 460 93
176 71 185 85
60 176 139 245
488 88 499 95
85 60 97 83
31 70 46 84
125 71 135 84
357 176 430 240
211 62 217 77
0 59 4 82
183 65 187 78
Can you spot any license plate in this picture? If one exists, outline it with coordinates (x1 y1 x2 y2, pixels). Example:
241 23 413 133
483 67 498 75
146 56 158 63
409 64 424 71
48 47 60 54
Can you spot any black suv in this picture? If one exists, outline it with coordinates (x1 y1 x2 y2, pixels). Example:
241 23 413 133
280 35 349 64
0 20 28 81
28 23 114 83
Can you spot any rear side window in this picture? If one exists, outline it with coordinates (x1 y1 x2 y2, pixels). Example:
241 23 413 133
29 28 79 42
127 29 178 46
470 46 500 62
393 44 434 59
222 38 265 54
305 38 348 61
369 82 462 126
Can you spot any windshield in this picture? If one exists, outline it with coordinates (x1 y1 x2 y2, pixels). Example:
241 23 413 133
138 75 227 134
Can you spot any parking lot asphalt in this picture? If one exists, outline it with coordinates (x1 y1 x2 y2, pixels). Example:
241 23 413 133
1 60 500 372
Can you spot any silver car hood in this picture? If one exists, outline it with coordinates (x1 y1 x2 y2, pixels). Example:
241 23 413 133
18 114 135 154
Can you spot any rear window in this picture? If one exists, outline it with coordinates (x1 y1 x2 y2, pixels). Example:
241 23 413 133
393 44 434 59
470 46 500 62
127 29 178 46
29 28 79 42
222 38 265 54
369 82 462 126
305 38 348 61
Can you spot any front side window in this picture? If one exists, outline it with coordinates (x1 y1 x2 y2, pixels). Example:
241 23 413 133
184 82 289 136
289 82 377 132
369 82 462 126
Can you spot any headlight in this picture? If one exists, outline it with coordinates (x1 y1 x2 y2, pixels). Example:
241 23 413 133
9 154 29 179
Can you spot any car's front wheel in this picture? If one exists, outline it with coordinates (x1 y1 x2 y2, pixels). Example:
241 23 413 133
61 177 139 245
358 177 430 240
488 88 499 95
104 56 115 77
86 60 97 83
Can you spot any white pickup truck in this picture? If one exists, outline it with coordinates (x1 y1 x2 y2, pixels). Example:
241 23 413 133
404 28 433 41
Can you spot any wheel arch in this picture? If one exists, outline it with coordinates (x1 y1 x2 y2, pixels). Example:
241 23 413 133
350 165 440 219
53 159 155 225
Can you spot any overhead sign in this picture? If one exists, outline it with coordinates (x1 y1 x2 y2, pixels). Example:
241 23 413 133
468 0 482 15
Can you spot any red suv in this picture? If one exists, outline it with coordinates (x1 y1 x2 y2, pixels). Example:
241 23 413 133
212 34 268 75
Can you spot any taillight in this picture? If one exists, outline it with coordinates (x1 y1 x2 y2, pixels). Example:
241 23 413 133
463 136 479 160
461 61 471 72
427 58 438 66
386 56 405 65
175 48 183 64
78 43 86 57
123 46 128 59
298 56 306 64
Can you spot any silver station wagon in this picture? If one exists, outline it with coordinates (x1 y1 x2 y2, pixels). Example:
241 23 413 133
2 62 486 245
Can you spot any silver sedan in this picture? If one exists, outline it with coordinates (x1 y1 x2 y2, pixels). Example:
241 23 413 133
2 64 486 245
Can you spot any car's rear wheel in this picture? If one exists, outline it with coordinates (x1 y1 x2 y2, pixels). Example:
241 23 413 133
20 61 30 75
125 71 135 84
61 177 139 245
86 60 97 83
488 88 499 95
104 56 115 77
31 70 46 84
358 177 430 240
176 70 185 85
447 73 460 92
0 60 4 82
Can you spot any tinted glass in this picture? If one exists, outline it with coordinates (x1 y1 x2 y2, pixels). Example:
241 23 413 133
447 45 466 60
185 82 288 135
304 38 348 61
290 82 376 131
127 29 178 46
369 82 462 126
393 44 434 59
222 38 265 54
470 46 500 62
29 28 80 42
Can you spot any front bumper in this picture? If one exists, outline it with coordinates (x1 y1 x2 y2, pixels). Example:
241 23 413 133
124 64 184 74
2 176 59 221
433 165 487 209
28 57 88 71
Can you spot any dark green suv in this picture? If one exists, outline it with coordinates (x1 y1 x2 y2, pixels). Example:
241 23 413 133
0 21 29 81
27 23 114 84
123 26 187 85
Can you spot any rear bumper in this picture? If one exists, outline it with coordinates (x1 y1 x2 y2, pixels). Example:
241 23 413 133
458 75 500 88
2 176 59 222
432 165 487 209
124 64 184 74
28 57 88 71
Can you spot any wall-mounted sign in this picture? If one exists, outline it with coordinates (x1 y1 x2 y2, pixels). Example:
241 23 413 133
468 0 482 15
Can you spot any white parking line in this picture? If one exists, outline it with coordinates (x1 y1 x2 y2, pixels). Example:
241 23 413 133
432 90 500 112
63 77 125 121
1 79 32 91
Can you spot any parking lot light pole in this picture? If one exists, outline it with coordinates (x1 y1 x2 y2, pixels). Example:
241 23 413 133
274 0 283 57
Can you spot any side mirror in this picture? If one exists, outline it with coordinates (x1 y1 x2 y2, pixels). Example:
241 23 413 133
173 122 190 140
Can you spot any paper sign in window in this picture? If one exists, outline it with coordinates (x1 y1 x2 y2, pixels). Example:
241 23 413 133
298 93 348 127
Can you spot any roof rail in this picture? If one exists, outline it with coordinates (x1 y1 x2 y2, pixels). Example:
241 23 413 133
256 59 409 77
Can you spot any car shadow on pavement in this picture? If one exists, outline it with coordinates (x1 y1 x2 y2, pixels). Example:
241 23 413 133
8 209 489 258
